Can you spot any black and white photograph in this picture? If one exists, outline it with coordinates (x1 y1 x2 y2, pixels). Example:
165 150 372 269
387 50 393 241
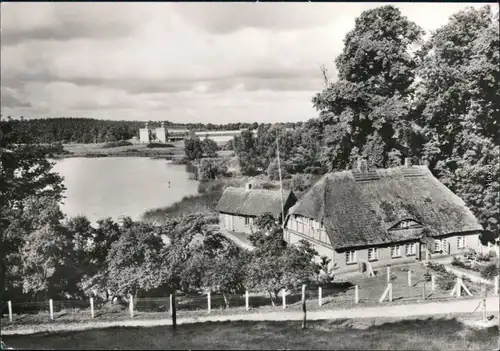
1 1 499 350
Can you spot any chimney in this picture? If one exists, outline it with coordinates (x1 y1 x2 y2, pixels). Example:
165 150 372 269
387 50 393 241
357 158 368 173
245 183 252 191
404 157 412 168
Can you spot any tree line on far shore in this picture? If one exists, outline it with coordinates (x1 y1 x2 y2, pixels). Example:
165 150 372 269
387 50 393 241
1 116 298 145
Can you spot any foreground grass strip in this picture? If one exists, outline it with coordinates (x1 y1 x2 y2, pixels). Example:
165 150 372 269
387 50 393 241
3 318 498 350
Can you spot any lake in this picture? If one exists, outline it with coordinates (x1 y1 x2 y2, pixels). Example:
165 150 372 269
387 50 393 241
52 157 199 223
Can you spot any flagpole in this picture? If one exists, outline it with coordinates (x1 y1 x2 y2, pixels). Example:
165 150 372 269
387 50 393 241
276 128 285 232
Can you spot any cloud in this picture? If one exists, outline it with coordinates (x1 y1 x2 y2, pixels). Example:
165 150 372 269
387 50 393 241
1 2 497 123
0 3 149 45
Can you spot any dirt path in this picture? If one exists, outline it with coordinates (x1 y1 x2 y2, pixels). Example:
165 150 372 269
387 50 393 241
3 296 497 336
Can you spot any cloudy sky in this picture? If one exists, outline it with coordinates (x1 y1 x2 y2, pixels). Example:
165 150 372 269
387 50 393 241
1 2 496 124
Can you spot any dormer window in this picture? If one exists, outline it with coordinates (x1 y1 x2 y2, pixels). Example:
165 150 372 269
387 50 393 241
390 219 422 230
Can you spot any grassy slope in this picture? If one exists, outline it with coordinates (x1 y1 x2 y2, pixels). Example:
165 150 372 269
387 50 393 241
3 317 497 350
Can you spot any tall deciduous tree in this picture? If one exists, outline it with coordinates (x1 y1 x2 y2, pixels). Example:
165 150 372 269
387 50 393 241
415 5 499 242
312 5 424 171
1 120 66 302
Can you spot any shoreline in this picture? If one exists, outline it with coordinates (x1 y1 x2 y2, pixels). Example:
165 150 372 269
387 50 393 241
52 153 177 160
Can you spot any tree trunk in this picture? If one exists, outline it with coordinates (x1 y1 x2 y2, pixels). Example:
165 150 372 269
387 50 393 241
222 292 230 309
268 291 275 307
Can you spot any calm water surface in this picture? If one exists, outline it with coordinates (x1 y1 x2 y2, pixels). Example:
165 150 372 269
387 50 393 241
52 157 199 222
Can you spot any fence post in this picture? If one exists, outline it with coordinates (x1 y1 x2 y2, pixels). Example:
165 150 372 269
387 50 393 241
389 283 393 302
386 266 391 283
90 297 94 319
245 290 249 311
49 299 54 320
407 270 412 287
482 286 487 322
282 289 286 309
207 291 211 313
171 293 177 332
355 285 359 304
318 287 322 307
456 277 461 298
431 274 436 292
169 294 173 315
495 276 499 296
8 301 12 322
129 295 134 318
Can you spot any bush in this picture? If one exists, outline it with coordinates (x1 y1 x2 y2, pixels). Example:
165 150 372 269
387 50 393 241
463 249 478 261
451 256 467 268
477 253 491 262
198 159 228 181
147 143 175 148
480 263 498 280
427 261 456 290
102 140 133 148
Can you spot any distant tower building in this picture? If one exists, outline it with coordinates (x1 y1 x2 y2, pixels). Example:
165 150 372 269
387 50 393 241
155 122 167 143
139 123 150 144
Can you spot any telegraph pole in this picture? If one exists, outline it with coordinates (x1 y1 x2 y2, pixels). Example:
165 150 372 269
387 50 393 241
276 128 285 233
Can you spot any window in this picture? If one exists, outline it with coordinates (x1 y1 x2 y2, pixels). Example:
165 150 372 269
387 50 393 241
368 248 378 261
346 250 356 264
405 243 417 256
244 217 250 226
457 236 466 249
391 245 402 258
434 239 442 252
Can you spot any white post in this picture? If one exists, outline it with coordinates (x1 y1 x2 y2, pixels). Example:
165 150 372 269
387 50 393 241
49 299 54 320
282 289 286 309
431 274 436 292
386 266 391 284
379 284 392 303
129 295 134 318
90 297 95 319
318 287 322 307
456 278 461 298
482 286 487 322
245 290 249 311
8 301 12 322
169 294 173 315
407 270 412 287
302 284 306 303
207 291 211 313
495 276 499 296
355 285 359 304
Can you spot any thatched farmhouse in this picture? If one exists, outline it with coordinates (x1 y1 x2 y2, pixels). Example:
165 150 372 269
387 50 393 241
216 183 297 234
285 158 484 273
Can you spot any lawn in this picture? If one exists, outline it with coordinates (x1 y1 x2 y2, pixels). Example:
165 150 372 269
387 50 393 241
2 317 498 350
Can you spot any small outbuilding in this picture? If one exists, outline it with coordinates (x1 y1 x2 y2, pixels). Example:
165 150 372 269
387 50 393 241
216 183 297 234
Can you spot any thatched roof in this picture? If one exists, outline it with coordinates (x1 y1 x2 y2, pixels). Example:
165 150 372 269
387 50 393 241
289 165 483 250
216 187 297 217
